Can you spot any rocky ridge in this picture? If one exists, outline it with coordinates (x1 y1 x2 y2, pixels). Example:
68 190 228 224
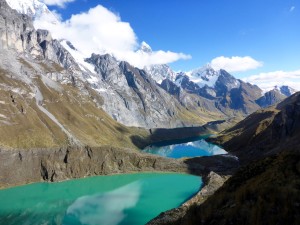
211 92 300 164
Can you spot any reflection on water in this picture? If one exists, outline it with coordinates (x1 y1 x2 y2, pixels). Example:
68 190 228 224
64 181 142 225
0 173 201 225
144 139 227 158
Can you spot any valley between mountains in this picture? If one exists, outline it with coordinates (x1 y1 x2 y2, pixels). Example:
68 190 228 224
0 0 299 225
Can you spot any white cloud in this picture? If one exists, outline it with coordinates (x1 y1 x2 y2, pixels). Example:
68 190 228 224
210 56 263 73
243 70 300 91
290 6 295 12
42 0 75 7
34 5 190 68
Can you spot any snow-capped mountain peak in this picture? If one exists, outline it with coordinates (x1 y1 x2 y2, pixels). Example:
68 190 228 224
185 64 221 88
139 41 152 53
273 85 296 97
137 41 176 84
5 0 58 24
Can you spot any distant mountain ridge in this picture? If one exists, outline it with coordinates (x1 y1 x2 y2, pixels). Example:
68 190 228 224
2 0 297 131
256 85 296 108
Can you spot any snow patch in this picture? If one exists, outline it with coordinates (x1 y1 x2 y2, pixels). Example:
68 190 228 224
60 40 96 74
0 114 7 119
187 65 220 88
95 88 107 93
87 76 99 84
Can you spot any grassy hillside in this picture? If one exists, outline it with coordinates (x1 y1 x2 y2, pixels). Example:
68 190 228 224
181 149 300 225
0 65 149 149
210 92 300 164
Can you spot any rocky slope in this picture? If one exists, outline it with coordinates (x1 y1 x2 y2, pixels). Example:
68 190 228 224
150 149 300 225
0 0 224 151
256 85 296 108
3 0 297 132
148 92 300 225
1 0 225 131
0 146 188 189
171 67 263 115
211 92 300 164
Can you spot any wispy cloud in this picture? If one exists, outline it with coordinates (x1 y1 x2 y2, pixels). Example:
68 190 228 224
42 0 75 8
243 70 300 91
290 6 296 12
210 56 263 73
34 5 191 68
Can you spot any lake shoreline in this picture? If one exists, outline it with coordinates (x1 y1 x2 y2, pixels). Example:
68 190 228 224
0 130 239 224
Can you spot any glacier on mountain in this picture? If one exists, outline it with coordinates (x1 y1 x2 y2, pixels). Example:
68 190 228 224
5 0 58 24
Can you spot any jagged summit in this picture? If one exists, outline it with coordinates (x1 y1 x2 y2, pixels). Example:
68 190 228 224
137 42 177 83
185 64 221 88
139 41 152 53
273 85 296 97
5 0 58 24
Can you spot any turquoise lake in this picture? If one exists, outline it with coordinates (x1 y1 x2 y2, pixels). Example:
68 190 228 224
0 173 202 225
143 137 227 158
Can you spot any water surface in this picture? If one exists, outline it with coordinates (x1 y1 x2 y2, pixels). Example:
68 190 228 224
143 136 227 158
0 173 201 225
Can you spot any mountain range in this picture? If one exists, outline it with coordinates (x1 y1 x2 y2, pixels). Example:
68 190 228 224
2 0 297 133
0 1 299 224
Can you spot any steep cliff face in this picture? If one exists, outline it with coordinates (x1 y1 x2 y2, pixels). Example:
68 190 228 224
0 146 187 189
173 68 263 115
85 54 190 128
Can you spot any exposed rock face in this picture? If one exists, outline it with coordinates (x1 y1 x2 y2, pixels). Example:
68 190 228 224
138 41 177 83
256 89 286 108
0 0 34 52
256 86 297 108
85 54 187 128
279 85 296 96
172 69 263 115
0 0 220 130
160 79 181 99
0 146 188 189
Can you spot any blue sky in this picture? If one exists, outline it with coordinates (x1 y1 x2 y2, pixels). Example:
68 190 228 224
43 0 300 90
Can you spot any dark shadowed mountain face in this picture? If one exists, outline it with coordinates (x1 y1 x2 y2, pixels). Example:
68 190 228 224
211 92 300 164
255 85 297 108
148 93 300 225
256 89 286 108
167 149 300 225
